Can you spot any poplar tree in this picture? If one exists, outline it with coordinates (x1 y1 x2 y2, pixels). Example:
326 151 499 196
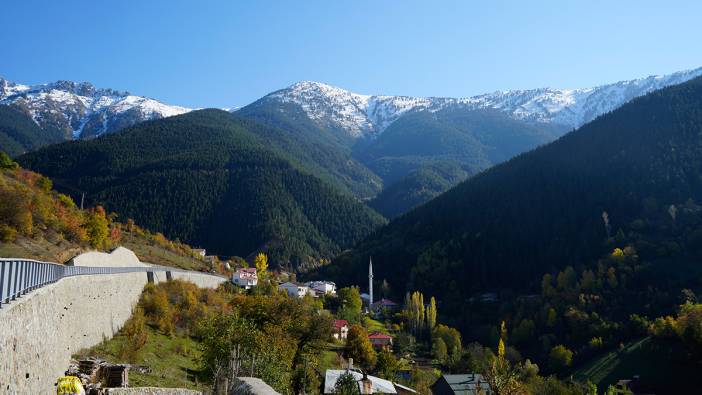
254 252 269 280
426 297 437 332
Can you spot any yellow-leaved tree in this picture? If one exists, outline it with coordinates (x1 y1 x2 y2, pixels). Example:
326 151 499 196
254 252 269 280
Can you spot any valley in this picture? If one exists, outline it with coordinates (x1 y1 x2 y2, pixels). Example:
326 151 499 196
3 18 702 392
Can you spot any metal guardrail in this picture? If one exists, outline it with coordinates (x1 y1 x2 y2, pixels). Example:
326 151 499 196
0 258 225 309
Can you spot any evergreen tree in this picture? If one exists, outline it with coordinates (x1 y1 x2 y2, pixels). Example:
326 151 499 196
334 372 360 395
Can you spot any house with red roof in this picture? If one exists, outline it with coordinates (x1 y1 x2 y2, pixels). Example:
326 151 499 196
368 331 393 350
332 319 349 340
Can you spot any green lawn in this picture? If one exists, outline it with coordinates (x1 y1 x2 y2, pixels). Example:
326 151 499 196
363 316 389 334
319 348 344 372
74 326 209 391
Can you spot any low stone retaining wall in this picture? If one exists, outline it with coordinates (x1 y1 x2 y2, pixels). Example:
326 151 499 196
0 247 226 394
105 388 202 395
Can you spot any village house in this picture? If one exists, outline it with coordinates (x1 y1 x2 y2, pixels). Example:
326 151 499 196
307 280 337 296
371 298 399 314
431 374 493 395
192 248 206 258
279 282 309 298
332 319 349 340
231 267 258 289
324 360 416 394
368 331 393 350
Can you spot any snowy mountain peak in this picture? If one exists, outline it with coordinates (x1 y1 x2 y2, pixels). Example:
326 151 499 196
263 67 702 138
0 77 191 139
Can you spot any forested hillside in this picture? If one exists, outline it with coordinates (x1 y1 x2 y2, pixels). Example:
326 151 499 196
368 162 471 218
19 110 386 270
354 108 563 185
0 152 210 269
319 75 702 327
238 99 383 198
306 76 702 391
238 100 564 216
0 105 64 156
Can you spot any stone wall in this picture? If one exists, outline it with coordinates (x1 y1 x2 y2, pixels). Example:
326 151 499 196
0 248 227 394
105 388 202 395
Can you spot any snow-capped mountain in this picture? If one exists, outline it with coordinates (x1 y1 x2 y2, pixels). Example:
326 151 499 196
0 78 191 139
262 67 702 138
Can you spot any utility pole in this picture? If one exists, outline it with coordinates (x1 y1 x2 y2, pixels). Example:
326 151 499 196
80 192 85 211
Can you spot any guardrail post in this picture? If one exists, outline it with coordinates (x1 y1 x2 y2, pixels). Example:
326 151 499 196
9 261 16 301
39 264 45 288
0 261 5 308
30 262 36 291
21 261 27 295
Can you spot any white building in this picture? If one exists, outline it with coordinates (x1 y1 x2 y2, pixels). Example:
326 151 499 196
279 282 309 298
232 268 258 289
307 281 337 296
324 366 416 394
332 320 349 340
192 248 206 258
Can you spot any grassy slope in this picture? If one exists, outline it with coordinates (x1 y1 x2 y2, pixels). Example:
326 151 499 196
119 232 209 271
74 326 209 392
571 337 701 393
0 234 82 263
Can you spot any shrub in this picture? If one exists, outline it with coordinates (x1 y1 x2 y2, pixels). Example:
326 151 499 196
119 306 148 363
548 345 573 371
0 224 18 242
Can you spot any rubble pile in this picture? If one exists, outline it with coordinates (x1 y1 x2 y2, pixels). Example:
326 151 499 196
65 358 131 394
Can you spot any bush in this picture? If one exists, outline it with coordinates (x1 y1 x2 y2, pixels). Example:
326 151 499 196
0 224 18 242
141 284 174 335
119 306 148 363
548 345 573 371
0 151 17 169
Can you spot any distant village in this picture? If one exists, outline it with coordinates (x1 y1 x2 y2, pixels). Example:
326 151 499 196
224 252 487 395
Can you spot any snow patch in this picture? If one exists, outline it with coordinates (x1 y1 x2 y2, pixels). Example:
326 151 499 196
263 67 702 138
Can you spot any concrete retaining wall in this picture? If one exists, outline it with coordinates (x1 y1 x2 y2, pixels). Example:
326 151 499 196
0 248 227 395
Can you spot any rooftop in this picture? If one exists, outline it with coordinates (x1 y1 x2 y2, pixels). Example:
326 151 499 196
324 370 396 394
433 374 491 395
368 331 392 340
333 319 349 329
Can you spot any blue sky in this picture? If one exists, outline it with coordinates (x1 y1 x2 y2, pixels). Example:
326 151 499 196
2 0 702 108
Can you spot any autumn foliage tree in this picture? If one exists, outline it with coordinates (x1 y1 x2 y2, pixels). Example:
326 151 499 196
345 324 376 370
119 306 148 363
254 252 269 280
85 205 110 249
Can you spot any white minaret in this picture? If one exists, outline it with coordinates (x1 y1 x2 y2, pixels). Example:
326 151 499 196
369 257 374 306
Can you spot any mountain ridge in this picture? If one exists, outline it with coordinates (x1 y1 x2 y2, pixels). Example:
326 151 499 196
0 77 190 140
258 67 702 139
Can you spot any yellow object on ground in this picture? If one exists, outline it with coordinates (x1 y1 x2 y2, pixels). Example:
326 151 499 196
56 376 85 395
